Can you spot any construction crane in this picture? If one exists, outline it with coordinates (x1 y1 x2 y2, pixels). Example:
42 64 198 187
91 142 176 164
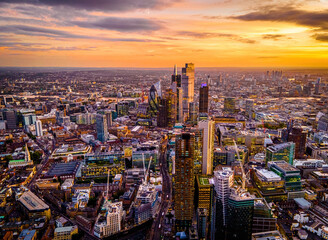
233 139 246 190
144 156 153 184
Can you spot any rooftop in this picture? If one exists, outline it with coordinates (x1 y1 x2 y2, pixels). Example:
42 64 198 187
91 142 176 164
19 190 49 212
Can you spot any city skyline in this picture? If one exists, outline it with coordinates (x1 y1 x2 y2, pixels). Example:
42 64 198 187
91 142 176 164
0 0 328 68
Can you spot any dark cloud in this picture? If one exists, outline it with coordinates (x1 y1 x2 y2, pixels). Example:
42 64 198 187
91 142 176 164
313 33 328 42
0 0 177 12
0 25 162 42
231 7 328 30
177 31 256 43
71 17 162 32
262 34 285 40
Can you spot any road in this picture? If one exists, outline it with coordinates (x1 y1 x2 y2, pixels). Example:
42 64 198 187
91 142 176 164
150 138 171 240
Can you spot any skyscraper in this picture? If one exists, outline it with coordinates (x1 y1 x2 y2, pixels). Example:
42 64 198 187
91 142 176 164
172 64 182 87
198 120 215 175
315 77 321 94
214 167 234 233
182 63 195 114
226 190 254 240
175 132 195 231
35 120 43 137
176 87 183 123
149 85 159 117
166 89 177 128
199 83 209 114
189 102 198 125
245 99 254 119
105 111 112 129
157 98 168 127
96 114 108 142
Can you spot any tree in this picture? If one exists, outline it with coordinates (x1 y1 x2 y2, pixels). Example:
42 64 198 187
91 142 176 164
31 151 42 164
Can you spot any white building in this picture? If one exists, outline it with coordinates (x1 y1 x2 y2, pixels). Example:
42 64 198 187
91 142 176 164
94 201 123 238
198 119 215 175
35 120 43 137
214 167 234 225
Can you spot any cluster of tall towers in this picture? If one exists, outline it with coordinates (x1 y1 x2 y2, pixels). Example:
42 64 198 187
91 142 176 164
151 63 209 128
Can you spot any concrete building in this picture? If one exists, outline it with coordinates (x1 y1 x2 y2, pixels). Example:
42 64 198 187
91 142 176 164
18 190 51 220
182 63 195 114
94 201 123 238
35 119 43 137
198 120 215 175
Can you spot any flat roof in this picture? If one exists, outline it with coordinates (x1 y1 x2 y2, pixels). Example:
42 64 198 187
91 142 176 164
19 190 49 212
267 142 294 152
198 176 210 186
269 161 299 172
256 168 281 181
45 161 80 177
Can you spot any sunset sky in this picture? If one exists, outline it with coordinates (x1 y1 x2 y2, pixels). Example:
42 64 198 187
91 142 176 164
0 0 328 68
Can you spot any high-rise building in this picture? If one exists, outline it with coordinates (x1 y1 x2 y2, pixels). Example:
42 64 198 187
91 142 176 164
149 85 159 117
199 83 209 114
105 111 112 129
35 120 43 137
245 99 254 119
94 201 123 238
176 87 183 123
196 175 213 213
286 127 307 159
182 63 195 113
265 142 295 165
96 114 108 142
172 64 182 87
191 128 203 175
157 98 168 127
198 120 215 175
189 102 198 125
214 167 234 228
226 190 254 240
1 109 17 129
175 132 195 231
166 89 177 128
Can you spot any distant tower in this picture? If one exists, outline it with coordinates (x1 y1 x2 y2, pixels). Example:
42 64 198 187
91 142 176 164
149 85 159 117
182 63 195 114
35 120 43 137
96 114 108 142
199 83 209 114
172 65 182 87
105 111 112 129
175 132 195 231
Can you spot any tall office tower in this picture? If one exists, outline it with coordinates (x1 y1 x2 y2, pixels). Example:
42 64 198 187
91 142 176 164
105 111 112 129
157 98 168 127
286 127 307 159
265 142 295 165
149 85 159 117
189 102 198 125
172 64 182 87
35 120 43 137
191 128 203 175
166 89 177 128
96 114 108 142
226 190 255 240
182 63 195 114
245 99 254 119
223 97 236 113
176 87 183 123
217 75 222 86
2 109 17 129
175 132 195 231
198 120 215 175
199 83 209 114
214 167 234 235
